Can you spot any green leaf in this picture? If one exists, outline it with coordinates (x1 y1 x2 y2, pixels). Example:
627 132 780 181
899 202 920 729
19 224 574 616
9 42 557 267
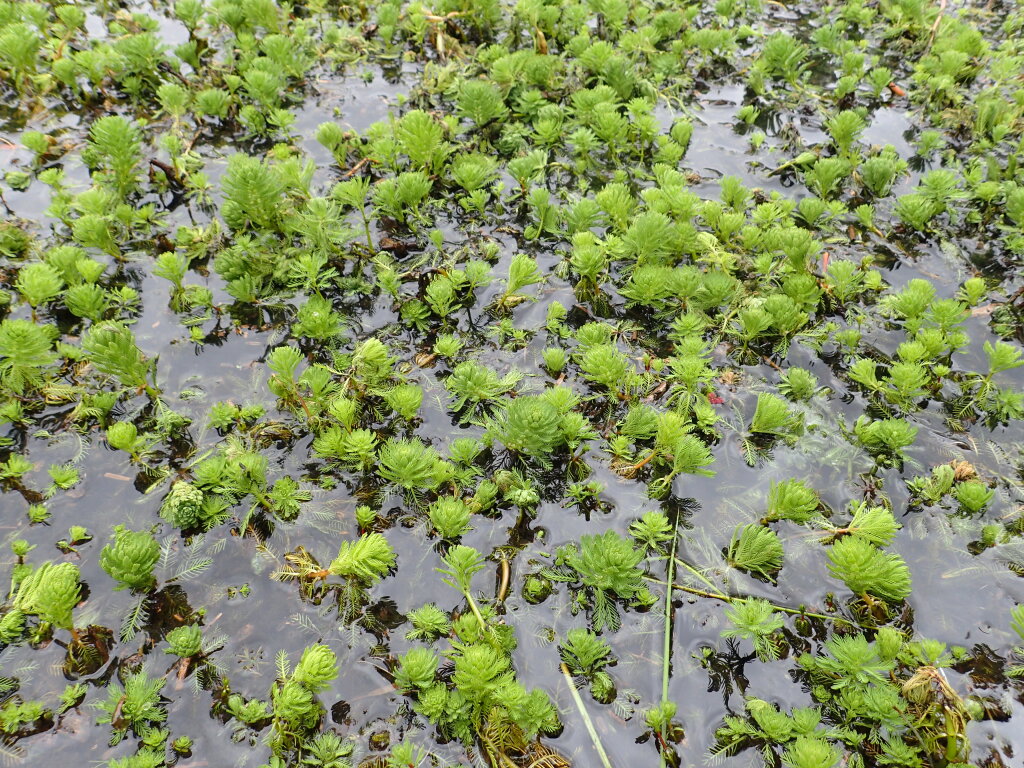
82 322 154 392
827 537 911 603
100 525 160 591
329 532 396 585
727 524 784 578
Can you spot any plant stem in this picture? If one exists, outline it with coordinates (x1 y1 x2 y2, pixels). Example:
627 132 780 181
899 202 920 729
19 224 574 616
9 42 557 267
463 588 488 633
560 663 614 768
645 574 870 629
658 520 679 768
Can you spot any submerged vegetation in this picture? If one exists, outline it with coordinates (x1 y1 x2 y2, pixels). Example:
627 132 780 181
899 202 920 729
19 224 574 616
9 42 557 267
1 0 1023 766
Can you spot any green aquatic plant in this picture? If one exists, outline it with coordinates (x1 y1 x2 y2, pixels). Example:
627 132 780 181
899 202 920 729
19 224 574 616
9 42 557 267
750 392 803 439
488 395 564 464
722 599 785 661
159 482 210 531
396 549 560 762
164 624 203 659
95 669 167 744
0 319 57 395
100 526 159 592
763 479 820 524
830 503 900 547
727 524 784 580
377 438 443 492
329 533 396 586
14 263 63 312
220 153 286 231
445 360 520 421
2 1 1024 765
12 561 81 631
84 116 143 198
428 496 472 540
826 537 912 603
559 628 616 702
550 530 655 632
106 422 146 458
777 367 820 402
851 416 917 467
954 479 993 515
254 645 340 757
82 322 158 398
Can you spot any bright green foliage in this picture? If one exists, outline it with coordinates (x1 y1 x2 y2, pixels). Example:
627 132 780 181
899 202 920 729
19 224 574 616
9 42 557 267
329 533 396 585
451 153 497 192
764 479 819 524
165 624 203 658
159 481 207 530
13 561 81 630
852 416 917 466
15 263 63 308
750 392 803 438
781 736 839 768
0 695 50 736
377 438 442 491
827 537 911 603
579 343 631 391
445 361 519 420
82 322 155 393
292 294 343 340
955 479 993 514
395 647 438 692
397 110 449 171
107 421 144 455
488 395 564 462
384 383 422 421
221 153 286 231
0 319 57 394
405 603 450 642
292 644 339 693
96 670 167 743
397 548 560 752
457 79 508 126
428 497 471 539
2 2 1023 766
727 524 784 578
798 633 895 691
559 628 616 702
313 426 377 470
629 511 675 551
0 609 26 642
84 116 142 197
723 599 784 661
843 504 899 546
553 530 653 632
778 367 819 401
438 544 485 596
100 525 160 591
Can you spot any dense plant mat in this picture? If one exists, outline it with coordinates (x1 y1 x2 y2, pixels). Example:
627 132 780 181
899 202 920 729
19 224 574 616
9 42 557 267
1 0 1024 766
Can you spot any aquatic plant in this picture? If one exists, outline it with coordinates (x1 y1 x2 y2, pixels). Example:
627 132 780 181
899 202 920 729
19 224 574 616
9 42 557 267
549 531 655 632
2 0 1023 766
329 533 396 586
727 524 784 580
100 526 159 592
826 537 912 604
559 628 617 702
11 561 81 631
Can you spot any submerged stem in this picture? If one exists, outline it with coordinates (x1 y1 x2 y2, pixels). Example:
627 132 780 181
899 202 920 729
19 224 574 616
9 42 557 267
560 663 614 768
645 575 870 629
658 520 679 768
